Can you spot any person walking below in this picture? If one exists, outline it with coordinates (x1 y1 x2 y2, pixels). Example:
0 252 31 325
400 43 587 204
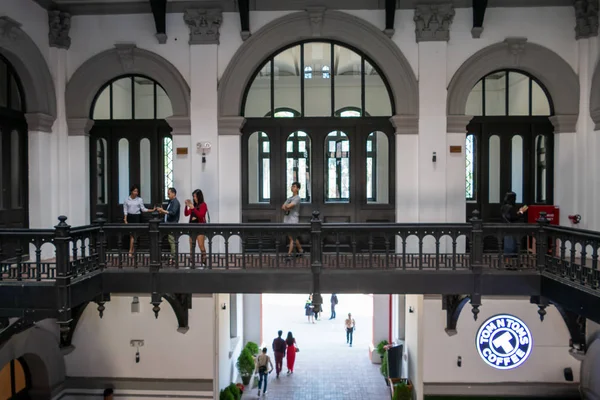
255 348 273 396
305 295 314 323
272 330 286 378
329 293 338 320
345 313 356 347
285 331 298 374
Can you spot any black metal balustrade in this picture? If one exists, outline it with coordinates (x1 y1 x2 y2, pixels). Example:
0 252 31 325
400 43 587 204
0 211 598 294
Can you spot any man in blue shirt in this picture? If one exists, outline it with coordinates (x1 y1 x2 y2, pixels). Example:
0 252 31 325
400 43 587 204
158 187 180 264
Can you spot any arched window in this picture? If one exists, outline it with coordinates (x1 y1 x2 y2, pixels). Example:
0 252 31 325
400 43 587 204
0 358 30 400
465 70 552 117
90 75 174 222
91 75 173 120
243 41 393 118
464 69 554 221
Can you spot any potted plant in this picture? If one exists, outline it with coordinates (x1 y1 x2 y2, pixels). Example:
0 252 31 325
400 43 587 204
227 383 241 400
392 381 412 400
219 388 235 400
245 341 259 356
376 340 389 361
380 350 389 385
236 348 255 386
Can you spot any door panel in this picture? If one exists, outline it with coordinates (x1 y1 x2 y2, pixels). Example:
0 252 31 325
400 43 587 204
467 117 554 223
0 118 29 260
90 120 171 224
242 117 395 252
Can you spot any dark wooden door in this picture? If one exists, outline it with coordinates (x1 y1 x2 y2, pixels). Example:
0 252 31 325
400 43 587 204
467 117 554 222
89 120 172 223
0 116 28 260
242 117 395 251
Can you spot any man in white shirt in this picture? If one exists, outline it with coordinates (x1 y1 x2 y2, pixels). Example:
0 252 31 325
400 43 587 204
345 313 356 347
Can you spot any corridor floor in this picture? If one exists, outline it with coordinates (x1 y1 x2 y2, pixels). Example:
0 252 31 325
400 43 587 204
245 294 390 400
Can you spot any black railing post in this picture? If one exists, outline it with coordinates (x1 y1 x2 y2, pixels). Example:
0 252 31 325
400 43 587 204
470 210 484 270
94 212 107 270
54 216 73 339
536 212 549 272
311 211 323 313
149 211 161 271
469 210 483 320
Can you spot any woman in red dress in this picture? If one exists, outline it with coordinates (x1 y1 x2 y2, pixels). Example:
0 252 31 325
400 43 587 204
184 189 208 265
285 331 297 374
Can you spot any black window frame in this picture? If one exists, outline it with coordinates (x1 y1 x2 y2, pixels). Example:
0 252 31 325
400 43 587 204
241 40 395 118
325 130 350 202
465 133 477 202
257 132 270 203
0 358 31 400
0 54 26 117
286 130 311 203
366 132 377 202
89 74 170 120
470 69 554 117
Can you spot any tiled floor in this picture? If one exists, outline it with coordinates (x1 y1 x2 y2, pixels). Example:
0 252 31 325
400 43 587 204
244 294 390 400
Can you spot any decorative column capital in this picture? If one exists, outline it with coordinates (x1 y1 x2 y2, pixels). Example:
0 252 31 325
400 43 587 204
67 118 94 136
574 0 599 40
48 10 71 50
447 115 473 133
414 3 455 42
549 115 578 133
218 116 246 135
183 9 223 45
389 115 418 135
25 113 55 132
165 116 191 135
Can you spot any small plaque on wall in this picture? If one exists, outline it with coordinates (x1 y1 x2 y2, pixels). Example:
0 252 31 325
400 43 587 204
449 145 462 154
176 147 188 155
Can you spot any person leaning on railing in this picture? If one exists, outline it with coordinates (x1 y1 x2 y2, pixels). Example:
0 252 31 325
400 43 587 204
157 187 180 265
123 184 156 257
184 189 209 266
501 191 528 263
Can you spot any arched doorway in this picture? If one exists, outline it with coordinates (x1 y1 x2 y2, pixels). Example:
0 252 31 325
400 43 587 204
0 54 28 242
464 69 554 221
89 75 174 223
241 41 395 237
0 358 31 400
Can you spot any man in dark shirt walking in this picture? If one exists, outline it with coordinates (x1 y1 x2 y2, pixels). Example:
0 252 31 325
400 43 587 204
158 187 181 264
272 330 286 378
329 293 338 320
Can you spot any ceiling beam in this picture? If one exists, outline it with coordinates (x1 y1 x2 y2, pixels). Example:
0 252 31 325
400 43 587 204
149 0 167 44
471 0 488 38
384 0 396 38
237 0 251 40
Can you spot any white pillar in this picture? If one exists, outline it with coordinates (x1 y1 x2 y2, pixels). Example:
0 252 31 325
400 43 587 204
243 294 262 346
405 294 424 400
418 42 447 226
49 47 71 221
190 45 219 222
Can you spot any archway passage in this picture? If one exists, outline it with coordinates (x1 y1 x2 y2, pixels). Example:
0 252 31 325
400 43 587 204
89 74 174 225
242 41 395 252
463 69 554 223
0 358 31 400
0 54 28 260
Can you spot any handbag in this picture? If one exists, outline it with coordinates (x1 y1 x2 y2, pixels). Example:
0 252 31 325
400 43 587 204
295 347 300 353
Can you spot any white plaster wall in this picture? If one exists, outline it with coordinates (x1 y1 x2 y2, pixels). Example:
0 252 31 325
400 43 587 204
65 295 215 380
405 295 424 400
373 294 390 345
243 294 262 346
422 297 580 383
1 0 50 64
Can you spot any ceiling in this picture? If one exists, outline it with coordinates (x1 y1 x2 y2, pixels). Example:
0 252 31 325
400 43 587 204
31 0 573 15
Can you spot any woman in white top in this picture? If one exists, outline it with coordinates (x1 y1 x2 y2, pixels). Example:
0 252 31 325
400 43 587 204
123 184 155 255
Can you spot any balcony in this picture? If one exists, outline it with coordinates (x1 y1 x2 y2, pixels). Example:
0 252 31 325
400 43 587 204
0 211 599 328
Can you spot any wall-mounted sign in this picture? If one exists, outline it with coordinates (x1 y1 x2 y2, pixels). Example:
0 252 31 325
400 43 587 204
176 147 188 155
476 314 533 370
449 145 462 153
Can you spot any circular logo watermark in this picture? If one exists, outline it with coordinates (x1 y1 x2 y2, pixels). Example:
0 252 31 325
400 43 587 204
476 314 533 370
